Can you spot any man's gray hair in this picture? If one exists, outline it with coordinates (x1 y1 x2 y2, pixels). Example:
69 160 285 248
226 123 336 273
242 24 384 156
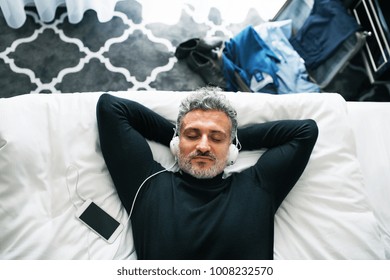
176 87 238 142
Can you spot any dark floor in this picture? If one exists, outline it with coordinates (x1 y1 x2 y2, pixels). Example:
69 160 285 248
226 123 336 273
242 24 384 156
321 53 390 101
0 0 389 101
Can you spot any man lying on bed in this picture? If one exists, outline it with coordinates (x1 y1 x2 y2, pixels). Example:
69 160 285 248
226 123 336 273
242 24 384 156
96 87 318 260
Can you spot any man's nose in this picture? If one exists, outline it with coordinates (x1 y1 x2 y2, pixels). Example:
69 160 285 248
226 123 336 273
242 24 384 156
196 135 210 152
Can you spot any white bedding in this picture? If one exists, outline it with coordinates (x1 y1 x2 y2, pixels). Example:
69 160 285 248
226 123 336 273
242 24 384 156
347 102 390 259
0 91 387 259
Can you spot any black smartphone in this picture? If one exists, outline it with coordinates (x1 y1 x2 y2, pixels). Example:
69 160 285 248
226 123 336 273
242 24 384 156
76 199 123 243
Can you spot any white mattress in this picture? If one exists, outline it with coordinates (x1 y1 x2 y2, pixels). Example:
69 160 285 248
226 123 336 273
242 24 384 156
0 91 387 259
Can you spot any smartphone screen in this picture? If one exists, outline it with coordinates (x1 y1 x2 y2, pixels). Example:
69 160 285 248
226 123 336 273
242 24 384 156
77 200 123 243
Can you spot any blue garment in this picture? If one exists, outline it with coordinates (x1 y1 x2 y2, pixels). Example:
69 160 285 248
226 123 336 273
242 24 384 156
255 20 320 94
222 26 280 93
290 0 359 70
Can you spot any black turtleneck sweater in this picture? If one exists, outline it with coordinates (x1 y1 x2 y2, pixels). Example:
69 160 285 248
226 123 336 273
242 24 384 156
96 93 318 260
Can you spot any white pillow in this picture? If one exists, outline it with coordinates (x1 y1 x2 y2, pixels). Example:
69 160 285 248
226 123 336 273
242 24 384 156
0 91 385 259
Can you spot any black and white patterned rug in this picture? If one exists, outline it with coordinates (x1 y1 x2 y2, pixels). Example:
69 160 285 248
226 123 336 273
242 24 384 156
0 0 278 97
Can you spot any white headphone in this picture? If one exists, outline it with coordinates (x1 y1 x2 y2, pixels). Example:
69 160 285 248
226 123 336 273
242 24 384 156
169 135 240 166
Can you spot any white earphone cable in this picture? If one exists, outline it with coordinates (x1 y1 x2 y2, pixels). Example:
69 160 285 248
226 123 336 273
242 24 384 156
66 164 87 209
125 161 177 226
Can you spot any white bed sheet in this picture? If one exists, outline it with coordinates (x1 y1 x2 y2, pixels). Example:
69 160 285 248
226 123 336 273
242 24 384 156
347 102 390 259
0 91 386 259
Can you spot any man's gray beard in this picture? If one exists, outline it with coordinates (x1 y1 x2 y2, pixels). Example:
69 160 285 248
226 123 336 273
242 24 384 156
177 151 226 179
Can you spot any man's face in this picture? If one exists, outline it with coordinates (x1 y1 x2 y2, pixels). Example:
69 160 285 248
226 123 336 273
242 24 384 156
177 109 231 179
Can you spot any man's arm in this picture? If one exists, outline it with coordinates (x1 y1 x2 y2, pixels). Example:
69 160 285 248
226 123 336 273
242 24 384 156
238 120 318 209
96 93 175 213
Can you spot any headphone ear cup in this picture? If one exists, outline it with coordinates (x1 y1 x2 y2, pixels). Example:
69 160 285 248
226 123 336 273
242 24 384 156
170 136 180 156
227 144 239 166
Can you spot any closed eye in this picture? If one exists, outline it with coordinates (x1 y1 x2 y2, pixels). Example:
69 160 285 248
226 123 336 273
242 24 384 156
186 135 199 140
210 132 227 143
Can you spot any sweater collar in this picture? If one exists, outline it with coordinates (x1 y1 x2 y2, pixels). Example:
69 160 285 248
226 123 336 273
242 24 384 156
179 170 225 188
